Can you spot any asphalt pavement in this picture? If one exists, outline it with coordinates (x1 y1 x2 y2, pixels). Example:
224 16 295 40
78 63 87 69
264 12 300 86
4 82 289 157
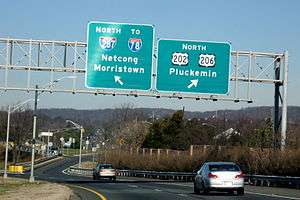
30 156 300 200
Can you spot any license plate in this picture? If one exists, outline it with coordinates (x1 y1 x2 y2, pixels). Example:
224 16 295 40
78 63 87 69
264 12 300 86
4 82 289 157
224 181 232 186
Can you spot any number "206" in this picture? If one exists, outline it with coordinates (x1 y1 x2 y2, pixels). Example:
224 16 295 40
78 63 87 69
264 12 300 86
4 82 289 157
199 54 215 67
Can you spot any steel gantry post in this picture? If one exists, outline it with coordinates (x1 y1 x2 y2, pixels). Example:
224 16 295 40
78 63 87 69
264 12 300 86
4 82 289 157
281 51 289 150
3 106 11 178
273 56 281 148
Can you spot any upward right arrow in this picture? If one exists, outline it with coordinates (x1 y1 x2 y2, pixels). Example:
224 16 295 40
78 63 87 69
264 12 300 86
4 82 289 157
187 79 199 89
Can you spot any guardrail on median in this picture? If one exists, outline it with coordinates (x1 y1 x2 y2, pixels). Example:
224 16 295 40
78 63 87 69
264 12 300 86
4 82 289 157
117 169 195 182
22 156 61 172
68 166 93 176
67 167 300 188
247 175 300 188
17 156 58 167
0 156 62 175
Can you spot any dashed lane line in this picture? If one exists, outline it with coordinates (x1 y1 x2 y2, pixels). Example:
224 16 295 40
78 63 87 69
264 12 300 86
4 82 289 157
128 184 139 188
177 193 188 197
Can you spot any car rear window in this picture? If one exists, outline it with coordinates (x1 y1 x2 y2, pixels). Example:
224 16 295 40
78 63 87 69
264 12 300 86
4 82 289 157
209 164 240 172
98 164 113 169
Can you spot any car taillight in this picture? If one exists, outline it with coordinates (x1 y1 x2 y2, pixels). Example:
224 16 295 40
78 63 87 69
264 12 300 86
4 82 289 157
208 173 218 178
235 172 244 179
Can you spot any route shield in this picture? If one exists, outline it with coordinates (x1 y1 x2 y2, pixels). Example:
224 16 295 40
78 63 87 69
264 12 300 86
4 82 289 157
86 22 154 90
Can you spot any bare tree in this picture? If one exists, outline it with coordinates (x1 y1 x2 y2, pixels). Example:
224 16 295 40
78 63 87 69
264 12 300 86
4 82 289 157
10 108 33 163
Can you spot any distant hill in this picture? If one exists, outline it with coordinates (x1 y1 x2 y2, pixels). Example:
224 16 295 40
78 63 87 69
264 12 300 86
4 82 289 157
38 106 300 125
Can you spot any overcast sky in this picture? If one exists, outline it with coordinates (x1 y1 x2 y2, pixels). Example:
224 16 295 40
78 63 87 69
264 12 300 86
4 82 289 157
0 0 299 111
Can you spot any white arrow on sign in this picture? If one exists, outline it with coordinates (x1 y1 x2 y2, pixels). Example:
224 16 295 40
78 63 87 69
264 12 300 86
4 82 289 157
187 79 199 89
114 76 124 85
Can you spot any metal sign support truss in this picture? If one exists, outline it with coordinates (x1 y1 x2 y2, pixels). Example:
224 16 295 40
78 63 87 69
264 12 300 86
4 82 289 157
0 38 288 149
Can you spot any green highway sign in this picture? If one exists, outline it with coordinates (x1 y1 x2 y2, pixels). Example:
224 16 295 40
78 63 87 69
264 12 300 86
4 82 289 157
85 22 154 90
156 39 231 95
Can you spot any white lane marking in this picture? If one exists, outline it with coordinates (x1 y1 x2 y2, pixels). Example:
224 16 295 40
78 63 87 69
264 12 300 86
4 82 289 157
158 182 300 200
62 168 70 175
156 182 193 187
154 189 162 192
177 193 188 197
246 191 300 200
128 184 138 188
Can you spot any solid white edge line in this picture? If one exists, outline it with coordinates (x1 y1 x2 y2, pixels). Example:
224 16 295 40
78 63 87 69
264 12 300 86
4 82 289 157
157 182 300 200
245 191 300 200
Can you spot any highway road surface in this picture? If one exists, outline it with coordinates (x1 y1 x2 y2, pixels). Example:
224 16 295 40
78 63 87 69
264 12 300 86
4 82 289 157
30 156 300 200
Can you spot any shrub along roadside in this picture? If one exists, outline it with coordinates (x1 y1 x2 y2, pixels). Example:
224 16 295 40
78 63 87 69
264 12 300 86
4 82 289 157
100 147 300 176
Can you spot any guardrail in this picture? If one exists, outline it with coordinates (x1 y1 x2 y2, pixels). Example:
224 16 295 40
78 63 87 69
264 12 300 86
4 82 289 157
22 156 60 172
0 156 61 175
17 156 58 167
67 167 300 188
68 166 93 176
117 169 196 182
247 175 300 188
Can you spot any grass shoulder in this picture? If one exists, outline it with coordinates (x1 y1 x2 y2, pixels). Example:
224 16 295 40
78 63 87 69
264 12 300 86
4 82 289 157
0 177 72 200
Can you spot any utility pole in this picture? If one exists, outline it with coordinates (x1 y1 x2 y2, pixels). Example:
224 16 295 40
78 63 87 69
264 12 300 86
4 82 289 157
29 85 38 182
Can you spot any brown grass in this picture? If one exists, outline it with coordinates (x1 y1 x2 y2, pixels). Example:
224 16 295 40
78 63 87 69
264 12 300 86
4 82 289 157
98 147 300 176
0 177 72 200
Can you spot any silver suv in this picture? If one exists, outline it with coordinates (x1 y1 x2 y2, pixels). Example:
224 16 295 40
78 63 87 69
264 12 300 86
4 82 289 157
194 162 244 195
93 163 116 181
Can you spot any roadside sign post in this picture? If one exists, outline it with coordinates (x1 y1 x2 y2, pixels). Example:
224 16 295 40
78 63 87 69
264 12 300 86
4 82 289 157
86 140 90 153
92 147 97 163
86 22 154 90
156 39 231 95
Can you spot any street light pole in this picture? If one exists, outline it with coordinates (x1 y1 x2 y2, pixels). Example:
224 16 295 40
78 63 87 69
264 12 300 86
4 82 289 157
79 127 83 167
66 120 84 168
29 85 38 183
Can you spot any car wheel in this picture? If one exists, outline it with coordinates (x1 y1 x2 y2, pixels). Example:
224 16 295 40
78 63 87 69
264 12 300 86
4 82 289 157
237 188 244 195
109 177 115 181
193 182 200 194
203 188 209 195
228 190 234 195
202 182 209 195
93 175 96 180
